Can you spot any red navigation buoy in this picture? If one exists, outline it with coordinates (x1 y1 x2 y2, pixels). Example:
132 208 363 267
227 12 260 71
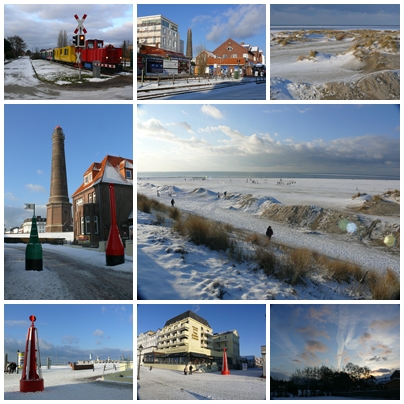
20 315 44 393
221 347 230 375
105 183 125 266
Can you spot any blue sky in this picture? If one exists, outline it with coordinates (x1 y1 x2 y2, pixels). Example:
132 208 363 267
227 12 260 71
270 304 400 381
4 104 133 228
271 4 400 26
137 304 266 358
4 304 133 364
137 104 400 175
137 4 266 56
4 4 133 50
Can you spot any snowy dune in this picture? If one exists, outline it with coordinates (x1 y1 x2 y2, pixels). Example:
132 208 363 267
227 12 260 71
137 176 399 300
270 29 400 99
4 365 133 400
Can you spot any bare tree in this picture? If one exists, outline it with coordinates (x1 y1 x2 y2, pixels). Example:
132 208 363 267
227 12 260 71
57 30 68 48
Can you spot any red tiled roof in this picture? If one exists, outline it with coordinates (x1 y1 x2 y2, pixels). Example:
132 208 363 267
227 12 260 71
71 155 133 197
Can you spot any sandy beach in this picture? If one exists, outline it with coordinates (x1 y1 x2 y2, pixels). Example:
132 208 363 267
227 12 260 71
270 29 400 100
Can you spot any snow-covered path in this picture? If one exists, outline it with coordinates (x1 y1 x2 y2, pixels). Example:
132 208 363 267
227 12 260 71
138 178 399 273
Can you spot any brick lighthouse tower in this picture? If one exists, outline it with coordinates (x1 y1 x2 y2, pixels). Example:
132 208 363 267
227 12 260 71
45 125 72 232
186 28 193 58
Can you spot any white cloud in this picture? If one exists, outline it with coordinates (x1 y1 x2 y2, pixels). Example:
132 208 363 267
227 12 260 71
26 183 46 192
5 192 18 201
201 105 225 120
206 4 266 42
93 329 104 338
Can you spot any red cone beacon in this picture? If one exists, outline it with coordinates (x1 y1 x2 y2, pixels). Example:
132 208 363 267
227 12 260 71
20 315 44 393
105 183 125 266
221 347 230 375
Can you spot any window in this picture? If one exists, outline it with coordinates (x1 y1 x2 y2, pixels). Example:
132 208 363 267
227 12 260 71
80 217 84 235
85 216 90 234
227 46 233 51
94 216 98 234
76 198 83 211
232 54 237 58
89 193 92 203
93 192 96 203
126 170 132 179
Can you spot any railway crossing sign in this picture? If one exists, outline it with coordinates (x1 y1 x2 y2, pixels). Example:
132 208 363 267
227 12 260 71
74 14 87 34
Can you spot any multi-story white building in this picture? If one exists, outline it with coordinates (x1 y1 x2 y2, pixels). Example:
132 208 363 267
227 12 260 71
137 15 181 53
22 216 47 234
137 329 161 364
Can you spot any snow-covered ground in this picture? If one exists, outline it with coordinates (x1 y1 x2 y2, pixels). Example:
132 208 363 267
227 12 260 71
137 177 399 300
270 29 400 99
137 76 266 100
5 243 133 300
4 56 133 100
4 364 133 400
137 366 265 400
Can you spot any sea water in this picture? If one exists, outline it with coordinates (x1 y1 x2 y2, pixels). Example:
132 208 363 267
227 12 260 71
138 171 399 181
270 25 400 32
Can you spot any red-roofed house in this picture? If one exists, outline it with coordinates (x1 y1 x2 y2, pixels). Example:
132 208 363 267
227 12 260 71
71 155 133 247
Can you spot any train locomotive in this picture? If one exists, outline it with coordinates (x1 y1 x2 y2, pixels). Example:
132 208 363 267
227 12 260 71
41 39 122 73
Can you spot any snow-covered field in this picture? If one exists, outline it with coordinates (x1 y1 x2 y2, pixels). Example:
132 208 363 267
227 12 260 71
4 365 133 400
137 366 265 400
270 29 400 99
137 176 399 300
4 56 133 100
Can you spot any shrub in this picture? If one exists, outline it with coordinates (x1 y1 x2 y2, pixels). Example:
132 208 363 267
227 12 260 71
297 55 307 62
326 260 364 283
245 232 262 246
169 207 181 221
255 247 278 276
309 50 318 58
336 33 346 41
137 193 169 214
178 214 230 252
284 248 315 285
369 269 400 300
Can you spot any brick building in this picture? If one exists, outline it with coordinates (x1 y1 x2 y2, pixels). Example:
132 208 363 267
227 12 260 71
71 155 133 247
196 38 264 76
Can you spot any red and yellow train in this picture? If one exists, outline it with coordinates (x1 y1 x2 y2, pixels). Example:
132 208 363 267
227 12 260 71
41 39 123 73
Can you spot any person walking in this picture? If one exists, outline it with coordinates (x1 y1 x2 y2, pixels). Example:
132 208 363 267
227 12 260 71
266 225 273 241
184 364 188 375
189 364 193 375
171 198 175 207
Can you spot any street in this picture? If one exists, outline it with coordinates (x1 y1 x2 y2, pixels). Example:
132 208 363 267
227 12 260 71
4 245 133 300
137 366 266 400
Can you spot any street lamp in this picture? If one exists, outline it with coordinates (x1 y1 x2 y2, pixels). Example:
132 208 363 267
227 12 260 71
137 345 143 380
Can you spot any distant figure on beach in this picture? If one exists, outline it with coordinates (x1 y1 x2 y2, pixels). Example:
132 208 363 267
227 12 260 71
157 191 160 197
266 226 273 241
184 365 188 375
218 192 220 199
171 199 175 207
224 191 227 197
189 365 193 375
